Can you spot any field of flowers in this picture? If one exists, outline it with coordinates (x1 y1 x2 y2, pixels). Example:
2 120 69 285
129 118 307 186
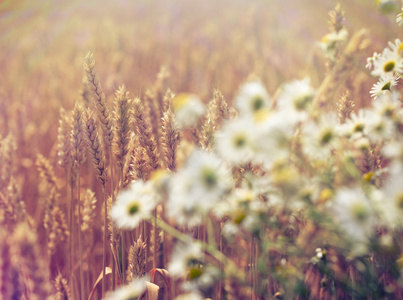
1 0 403 299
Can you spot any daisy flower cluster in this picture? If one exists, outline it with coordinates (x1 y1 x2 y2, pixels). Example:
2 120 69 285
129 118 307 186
109 74 403 298
367 38 403 99
107 5 403 300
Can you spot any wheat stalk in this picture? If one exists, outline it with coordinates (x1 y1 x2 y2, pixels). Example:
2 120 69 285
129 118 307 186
0 228 22 300
12 223 52 300
84 52 118 291
71 102 87 300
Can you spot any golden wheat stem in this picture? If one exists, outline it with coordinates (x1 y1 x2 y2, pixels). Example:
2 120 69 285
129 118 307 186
102 185 107 298
69 183 74 300
110 149 116 290
77 171 85 300
120 165 126 285
153 211 157 269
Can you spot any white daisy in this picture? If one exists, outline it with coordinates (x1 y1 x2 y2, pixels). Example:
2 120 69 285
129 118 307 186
104 277 147 300
397 8 403 26
301 113 339 160
318 29 348 58
215 117 256 164
342 109 372 137
366 111 394 142
168 241 203 277
166 172 204 227
328 187 377 244
388 39 403 57
181 265 220 294
111 180 157 229
171 93 206 128
378 170 403 229
254 110 298 167
234 81 271 116
366 52 380 69
371 48 403 77
372 90 402 119
167 150 233 226
370 75 398 100
276 78 316 120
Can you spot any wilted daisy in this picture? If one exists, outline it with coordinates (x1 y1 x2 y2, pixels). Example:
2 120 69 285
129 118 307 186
215 117 256 164
171 93 206 128
104 277 147 300
370 75 398 100
111 180 158 229
234 81 271 116
276 78 316 120
168 240 203 277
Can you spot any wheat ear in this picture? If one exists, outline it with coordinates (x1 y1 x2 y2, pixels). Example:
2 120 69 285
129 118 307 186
0 134 16 186
113 85 132 170
113 85 133 284
161 109 179 172
72 102 87 300
200 89 229 149
127 236 146 282
84 52 117 290
132 97 160 171
84 109 108 295
337 92 354 124
84 52 114 147
54 273 72 300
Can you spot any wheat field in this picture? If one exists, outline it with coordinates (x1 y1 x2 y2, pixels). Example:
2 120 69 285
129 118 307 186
1 0 403 299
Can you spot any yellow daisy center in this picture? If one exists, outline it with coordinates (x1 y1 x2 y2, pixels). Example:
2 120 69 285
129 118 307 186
383 60 395 72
